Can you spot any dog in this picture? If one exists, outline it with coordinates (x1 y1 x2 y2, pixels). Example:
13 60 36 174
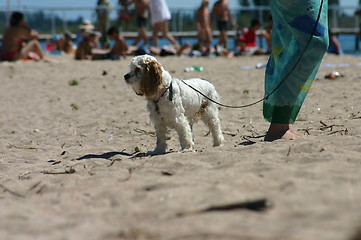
124 55 224 155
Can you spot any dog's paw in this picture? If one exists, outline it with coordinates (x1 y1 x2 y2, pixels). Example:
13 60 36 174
213 141 224 147
213 136 225 147
180 147 195 153
147 148 166 155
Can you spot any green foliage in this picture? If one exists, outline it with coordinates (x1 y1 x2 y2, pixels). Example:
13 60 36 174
0 11 84 34
69 80 79 86
70 103 79 110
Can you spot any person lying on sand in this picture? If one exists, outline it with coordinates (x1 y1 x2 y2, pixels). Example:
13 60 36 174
75 31 100 60
92 26 135 60
1 11 46 61
149 43 193 56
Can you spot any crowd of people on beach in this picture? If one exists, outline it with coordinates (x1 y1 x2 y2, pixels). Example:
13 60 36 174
0 0 345 62
0 0 276 62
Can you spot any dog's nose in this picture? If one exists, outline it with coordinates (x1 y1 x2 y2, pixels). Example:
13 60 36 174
124 73 131 81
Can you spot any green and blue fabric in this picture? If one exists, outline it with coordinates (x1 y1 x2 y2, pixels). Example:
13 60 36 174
263 0 329 124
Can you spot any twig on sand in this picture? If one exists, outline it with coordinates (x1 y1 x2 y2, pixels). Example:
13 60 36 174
247 129 263 138
327 129 349 135
8 143 38 150
320 120 328 127
177 198 273 217
240 131 265 144
0 183 25 198
223 131 237 137
319 121 344 131
107 149 126 167
134 128 156 136
161 170 175 176
298 127 312 135
107 158 122 167
286 146 291 157
349 113 361 119
41 167 76 175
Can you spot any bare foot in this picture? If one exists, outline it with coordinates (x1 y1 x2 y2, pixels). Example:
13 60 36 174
290 128 303 137
264 123 302 141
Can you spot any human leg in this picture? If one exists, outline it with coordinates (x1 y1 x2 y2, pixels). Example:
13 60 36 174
20 39 44 60
139 26 148 46
152 23 160 47
219 30 228 49
133 16 148 46
205 27 212 49
160 21 178 46
216 20 228 49
263 0 329 141
132 28 142 46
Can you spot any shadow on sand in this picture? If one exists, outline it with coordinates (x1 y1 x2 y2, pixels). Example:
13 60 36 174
76 151 132 161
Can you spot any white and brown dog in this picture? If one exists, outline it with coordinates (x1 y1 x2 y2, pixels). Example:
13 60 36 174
124 55 224 155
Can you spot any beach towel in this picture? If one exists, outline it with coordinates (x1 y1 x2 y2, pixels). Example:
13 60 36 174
263 0 329 124
149 0 171 25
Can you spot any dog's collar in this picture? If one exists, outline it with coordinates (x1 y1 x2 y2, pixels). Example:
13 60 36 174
153 80 173 114
153 80 173 104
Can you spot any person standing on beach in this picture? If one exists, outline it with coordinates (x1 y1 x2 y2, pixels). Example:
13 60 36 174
263 0 329 141
1 11 45 61
211 0 236 51
197 0 212 53
130 0 150 47
149 0 178 47
96 0 112 48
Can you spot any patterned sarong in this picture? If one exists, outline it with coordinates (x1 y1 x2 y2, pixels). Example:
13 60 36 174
263 0 329 124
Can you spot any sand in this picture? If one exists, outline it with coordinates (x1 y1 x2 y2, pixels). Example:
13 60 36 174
1 53 361 240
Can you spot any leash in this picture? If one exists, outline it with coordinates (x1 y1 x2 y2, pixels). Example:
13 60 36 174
182 0 325 109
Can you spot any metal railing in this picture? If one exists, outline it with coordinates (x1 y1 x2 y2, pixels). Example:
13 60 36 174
0 4 359 34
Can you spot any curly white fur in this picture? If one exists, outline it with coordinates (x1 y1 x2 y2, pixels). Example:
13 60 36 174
124 55 224 155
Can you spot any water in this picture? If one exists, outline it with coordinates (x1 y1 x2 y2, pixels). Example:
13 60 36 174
339 34 359 53
38 34 360 56
128 34 361 56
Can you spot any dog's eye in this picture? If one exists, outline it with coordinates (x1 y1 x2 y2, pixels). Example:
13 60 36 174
134 67 141 74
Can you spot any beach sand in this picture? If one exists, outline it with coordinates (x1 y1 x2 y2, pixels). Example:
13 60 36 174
1 54 361 240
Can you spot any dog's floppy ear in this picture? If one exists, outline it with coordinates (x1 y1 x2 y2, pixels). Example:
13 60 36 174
140 60 164 98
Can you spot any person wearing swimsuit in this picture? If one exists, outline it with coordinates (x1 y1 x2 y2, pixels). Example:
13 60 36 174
210 0 236 51
1 12 45 61
197 0 212 53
